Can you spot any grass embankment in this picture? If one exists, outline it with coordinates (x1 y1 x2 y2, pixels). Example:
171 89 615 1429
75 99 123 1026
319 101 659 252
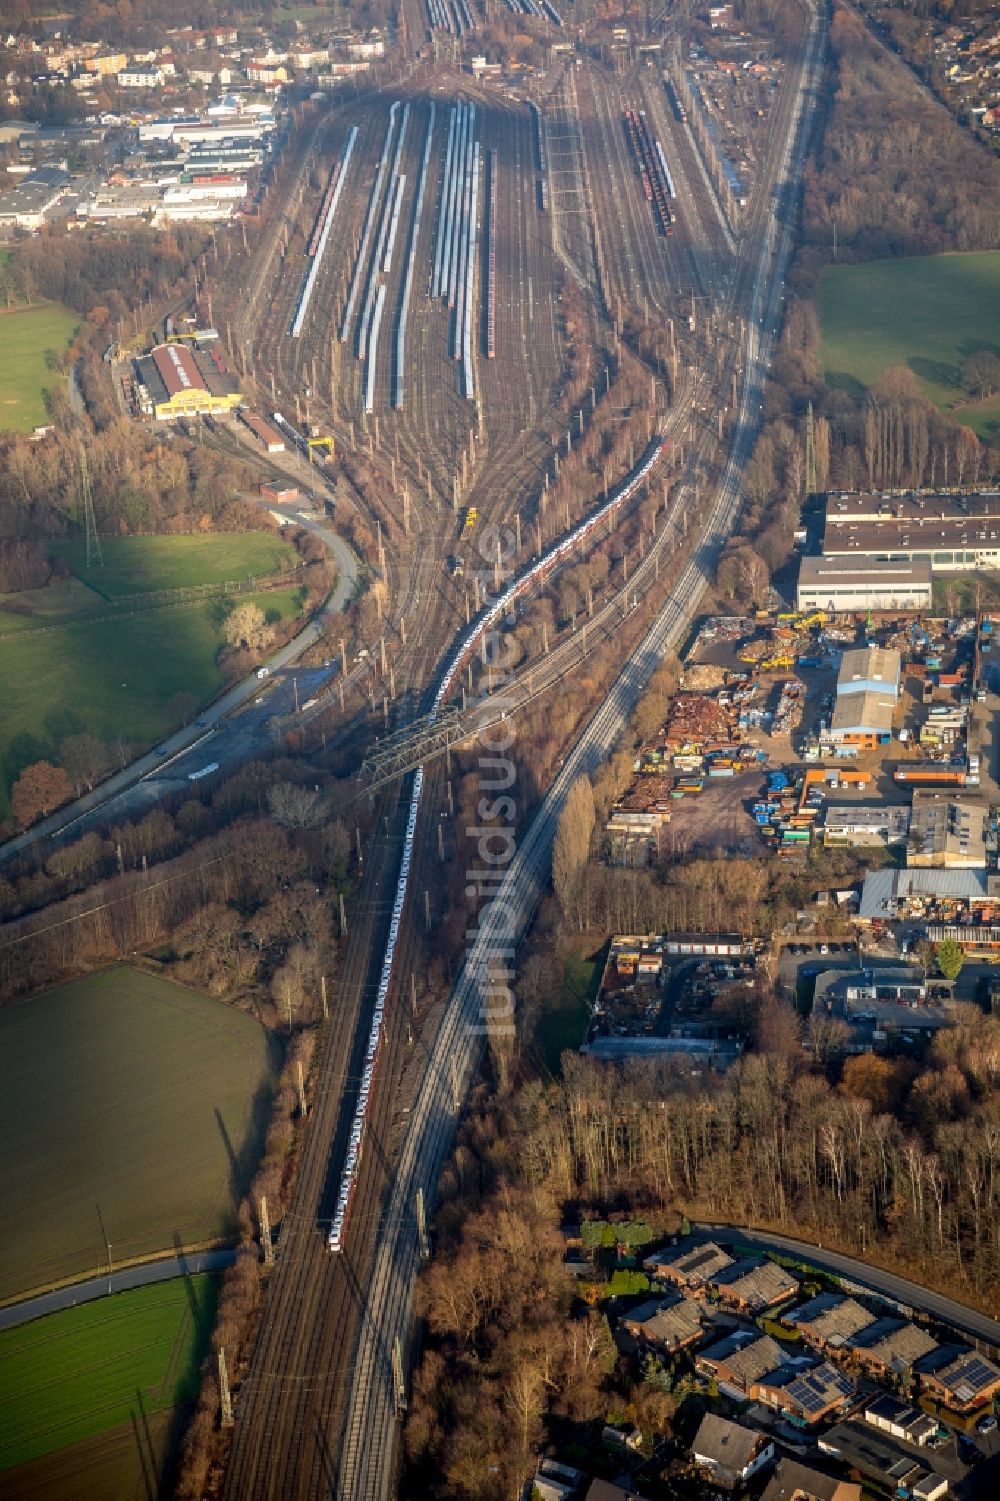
0 531 304 817
0 300 78 433
0 1276 219 1475
0 967 279 1304
819 251 1000 440
48 532 298 600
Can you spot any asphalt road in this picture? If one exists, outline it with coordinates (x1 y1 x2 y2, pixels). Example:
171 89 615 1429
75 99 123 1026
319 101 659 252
0 518 358 863
0 1249 237 1333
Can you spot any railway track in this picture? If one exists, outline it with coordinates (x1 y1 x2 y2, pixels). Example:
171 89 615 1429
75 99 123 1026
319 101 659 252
217 7 823 1489
332 9 826 1497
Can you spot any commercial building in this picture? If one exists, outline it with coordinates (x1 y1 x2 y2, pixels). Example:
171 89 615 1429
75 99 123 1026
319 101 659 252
907 791 987 869
838 646 901 701
823 489 1000 573
796 557 932 615
134 342 241 420
858 867 991 922
0 174 66 230
823 805 910 850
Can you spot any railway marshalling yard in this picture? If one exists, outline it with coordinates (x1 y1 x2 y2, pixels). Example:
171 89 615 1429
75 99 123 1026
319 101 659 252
162 15 821 1499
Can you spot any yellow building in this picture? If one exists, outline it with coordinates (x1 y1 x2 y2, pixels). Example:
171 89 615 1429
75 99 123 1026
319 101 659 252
136 343 242 421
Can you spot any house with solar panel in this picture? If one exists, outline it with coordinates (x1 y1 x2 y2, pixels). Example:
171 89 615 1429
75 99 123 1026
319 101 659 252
642 1240 733 1291
914 1345 1000 1414
751 1360 857 1429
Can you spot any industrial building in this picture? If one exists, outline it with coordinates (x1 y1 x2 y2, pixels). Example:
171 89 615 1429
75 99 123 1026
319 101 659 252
858 867 991 922
822 805 910 850
134 342 241 420
825 647 900 752
796 557 932 614
823 490 1000 573
0 171 68 230
907 791 987 869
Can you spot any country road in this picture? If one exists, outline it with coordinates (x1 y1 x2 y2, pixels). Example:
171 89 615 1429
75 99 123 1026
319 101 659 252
0 1249 237 1333
0 519 358 865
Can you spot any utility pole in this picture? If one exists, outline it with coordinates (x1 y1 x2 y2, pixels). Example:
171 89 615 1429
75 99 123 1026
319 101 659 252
805 399 817 497
81 448 103 569
260 1196 275 1267
416 1188 430 1260
296 1060 307 1118
392 1335 407 1414
219 1348 234 1427
321 973 329 1019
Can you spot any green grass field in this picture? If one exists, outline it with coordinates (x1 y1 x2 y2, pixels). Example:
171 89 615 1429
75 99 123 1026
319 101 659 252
0 300 78 433
49 531 298 600
0 968 280 1304
818 251 1000 440
0 531 305 815
0 1276 219 1475
530 949 600 1078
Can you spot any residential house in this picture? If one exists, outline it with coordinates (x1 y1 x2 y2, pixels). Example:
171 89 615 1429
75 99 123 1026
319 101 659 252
784 1294 877 1355
696 1332 783 1396
533 1458 585 1501
584 1482 647 1501
619 1296 705 1355
760 1457 861 1501
915 1345 1000 1414
709 1259 799 1314
691 1413 775 1491
643 1240 733 1291
846 1319 938 1380
751 1360 856 1428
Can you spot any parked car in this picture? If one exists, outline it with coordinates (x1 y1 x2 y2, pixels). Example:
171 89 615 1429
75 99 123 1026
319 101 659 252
976 1414 997 1435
